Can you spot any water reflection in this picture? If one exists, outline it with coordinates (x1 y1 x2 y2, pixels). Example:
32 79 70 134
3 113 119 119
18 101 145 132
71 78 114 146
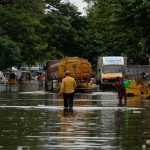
0 84 150 149
57 108 95 150
63 108 74 117
115 109 122 128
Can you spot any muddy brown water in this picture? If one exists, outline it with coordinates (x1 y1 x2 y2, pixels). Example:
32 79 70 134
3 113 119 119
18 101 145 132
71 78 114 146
0 84 150 150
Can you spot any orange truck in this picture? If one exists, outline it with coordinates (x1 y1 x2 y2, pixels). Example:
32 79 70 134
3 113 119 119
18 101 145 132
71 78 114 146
96 56 127 90
45 57 94 92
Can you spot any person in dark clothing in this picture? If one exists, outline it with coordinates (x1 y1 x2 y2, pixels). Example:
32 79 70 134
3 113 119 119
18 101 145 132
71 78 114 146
18 75 24 84
114 77 127 106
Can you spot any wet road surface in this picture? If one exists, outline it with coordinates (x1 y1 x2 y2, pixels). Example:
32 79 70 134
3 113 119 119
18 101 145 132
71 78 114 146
0 84 150 150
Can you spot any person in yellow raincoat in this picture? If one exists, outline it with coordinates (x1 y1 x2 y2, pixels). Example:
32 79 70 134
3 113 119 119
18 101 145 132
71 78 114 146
59 71 76 110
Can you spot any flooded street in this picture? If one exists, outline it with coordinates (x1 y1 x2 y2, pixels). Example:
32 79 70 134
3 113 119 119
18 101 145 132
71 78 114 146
0 84 150 150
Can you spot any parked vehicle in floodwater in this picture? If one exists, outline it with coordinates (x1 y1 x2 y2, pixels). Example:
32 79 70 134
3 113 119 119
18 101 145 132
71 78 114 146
45 57 95 92
96 56 127 90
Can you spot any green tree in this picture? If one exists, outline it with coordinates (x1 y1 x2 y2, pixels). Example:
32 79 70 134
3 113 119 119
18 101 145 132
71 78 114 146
0 0 102 70
0 36 21 69
43 1 102 69
0 1 46 69
84 0 150 64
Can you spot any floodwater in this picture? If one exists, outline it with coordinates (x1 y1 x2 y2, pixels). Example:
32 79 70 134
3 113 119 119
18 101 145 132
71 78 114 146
0 83 150 150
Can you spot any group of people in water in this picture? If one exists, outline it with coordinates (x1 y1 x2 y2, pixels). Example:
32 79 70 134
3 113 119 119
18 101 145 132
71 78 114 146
60 70 150 111
59 71 128 112
6 71 45 88
5 70 149 111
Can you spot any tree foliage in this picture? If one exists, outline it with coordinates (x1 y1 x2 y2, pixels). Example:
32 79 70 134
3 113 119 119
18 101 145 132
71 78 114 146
84 0 150 64
42 1 101 67
0 36 21 69
1 0 149 71
0 1 46 69
0 0 101 70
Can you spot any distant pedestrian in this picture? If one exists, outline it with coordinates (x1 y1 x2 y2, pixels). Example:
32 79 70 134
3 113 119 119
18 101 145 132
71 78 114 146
59 71 76 110
114 77 127 106
28 72 32 81
37 73 44 87
8 73 16 85
18 75 24 84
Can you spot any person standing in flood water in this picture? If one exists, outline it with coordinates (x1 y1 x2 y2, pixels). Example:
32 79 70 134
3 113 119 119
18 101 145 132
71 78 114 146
59 71 76 110
114 77 127 106
37 72 44 87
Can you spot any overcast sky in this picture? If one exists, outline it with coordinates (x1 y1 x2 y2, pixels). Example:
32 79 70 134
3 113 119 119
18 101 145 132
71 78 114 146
62 0 88 15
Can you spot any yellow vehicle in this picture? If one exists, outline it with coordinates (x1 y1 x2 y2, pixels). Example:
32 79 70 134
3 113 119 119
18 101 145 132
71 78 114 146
45 57 94 92
125 65 150 97
126 79 149 96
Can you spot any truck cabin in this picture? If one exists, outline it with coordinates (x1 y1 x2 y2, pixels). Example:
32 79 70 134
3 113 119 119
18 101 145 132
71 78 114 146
101 65 125 73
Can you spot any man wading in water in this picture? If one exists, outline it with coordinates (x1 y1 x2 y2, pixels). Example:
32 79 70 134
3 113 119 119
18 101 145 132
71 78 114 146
59 71 76 111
